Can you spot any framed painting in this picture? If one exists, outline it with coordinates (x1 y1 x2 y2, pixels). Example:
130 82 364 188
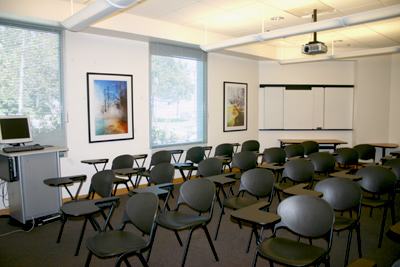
87 73 134 143
223 81 248 132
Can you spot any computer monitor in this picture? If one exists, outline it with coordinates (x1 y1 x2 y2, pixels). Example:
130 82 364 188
0 116 34 146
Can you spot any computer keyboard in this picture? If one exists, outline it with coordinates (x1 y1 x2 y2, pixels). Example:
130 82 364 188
2 145 44 153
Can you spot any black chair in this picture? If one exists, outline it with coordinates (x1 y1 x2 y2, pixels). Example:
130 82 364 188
57 170 116 256
197 157 223 178
140 150 171 185
230 150 257 178
308 151 336 181
284 144 304 159
253 195 335 267
300 140 319 156
214 143 234 171
241 140 260 152
354 144 376 164
356 166 397 247
274 158 314 202
155 178 218 267
214 168 275 251
85 192 159 267
261 147 286 165
148 162 175 210
335 147 359 169
179 146 205 179
315 177 363 266
383 158 400 192
111 154 135 194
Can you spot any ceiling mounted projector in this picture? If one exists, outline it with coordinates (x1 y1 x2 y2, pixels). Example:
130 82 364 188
302 41 328 55
301 9 328 55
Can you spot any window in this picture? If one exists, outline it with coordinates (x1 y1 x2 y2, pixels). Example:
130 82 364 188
150 43 207 148
0 21 65 147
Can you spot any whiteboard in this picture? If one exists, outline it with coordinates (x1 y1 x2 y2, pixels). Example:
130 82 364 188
263 87 284 129
324 87 354 129
283 89 313 129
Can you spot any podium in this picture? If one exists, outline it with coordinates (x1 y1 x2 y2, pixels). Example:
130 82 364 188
0 146 68 224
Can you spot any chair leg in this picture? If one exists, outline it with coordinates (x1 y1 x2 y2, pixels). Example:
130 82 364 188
173 229 183 246
203 225 219 262
252 250 259 267
378 206 389 248
181 228 195 267
344 229 353 267
85 251 93 267
247 228 254 253
137 253 148 267
214 206 225 240
356 223 362 258
57 214 67 243
75 216 89 256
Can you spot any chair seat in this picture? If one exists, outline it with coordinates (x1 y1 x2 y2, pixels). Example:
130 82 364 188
333 216 358 231
86 231 147 258
156 211 207 230
223 197 260 210
274 183 294 192
361 196 389 208
258 237 327 266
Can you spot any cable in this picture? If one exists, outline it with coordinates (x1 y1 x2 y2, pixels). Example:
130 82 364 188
0 180 9 208
0 216 35 237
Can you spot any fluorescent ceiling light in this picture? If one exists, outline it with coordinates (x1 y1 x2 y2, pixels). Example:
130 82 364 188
61 0 144 31
278 46 400 65
200 4 400 52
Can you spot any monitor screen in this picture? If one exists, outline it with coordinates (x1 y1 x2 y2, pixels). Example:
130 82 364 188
0 116 33 145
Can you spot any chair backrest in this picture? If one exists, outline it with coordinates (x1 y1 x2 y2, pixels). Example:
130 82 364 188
334 147 359 166
123 192 159 235
238 168 275 199
277 195 335 239
111 154 134 170
149 162 175 184
308 152 336 173
232 150 257 172
315 177 362 213
197 157 222 177
214 143 234 158
90 170 115 198
177 178 215 214
262 147 286 165
353 144 376 161
150 150 171 167
300 140 319 156
282 158 314 183
284 144 304 158
356 166 397 195
185 146 205 164
241 140 260 152
384 158 400 181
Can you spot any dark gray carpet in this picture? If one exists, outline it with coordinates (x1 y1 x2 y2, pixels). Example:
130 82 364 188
0 179 399 267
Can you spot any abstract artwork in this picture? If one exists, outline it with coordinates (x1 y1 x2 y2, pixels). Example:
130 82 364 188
87 73 134 143
223 81 247 132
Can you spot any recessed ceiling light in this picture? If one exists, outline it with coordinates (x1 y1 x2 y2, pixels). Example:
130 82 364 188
333 40 343 43
271 16 284 21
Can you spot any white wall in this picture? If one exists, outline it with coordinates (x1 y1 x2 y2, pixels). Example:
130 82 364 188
257 60 355 150
207 53 259 148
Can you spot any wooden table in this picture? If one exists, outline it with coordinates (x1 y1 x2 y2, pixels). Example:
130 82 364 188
279 139 347 150
368 143 399 158
283 183 323 197
231 202 281 252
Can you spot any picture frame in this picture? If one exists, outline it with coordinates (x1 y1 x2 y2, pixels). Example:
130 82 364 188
87 73 134 143
223 81 248 132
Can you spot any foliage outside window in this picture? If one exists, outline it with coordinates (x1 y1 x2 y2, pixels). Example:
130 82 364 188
0 21 65 147
150 43 206 148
